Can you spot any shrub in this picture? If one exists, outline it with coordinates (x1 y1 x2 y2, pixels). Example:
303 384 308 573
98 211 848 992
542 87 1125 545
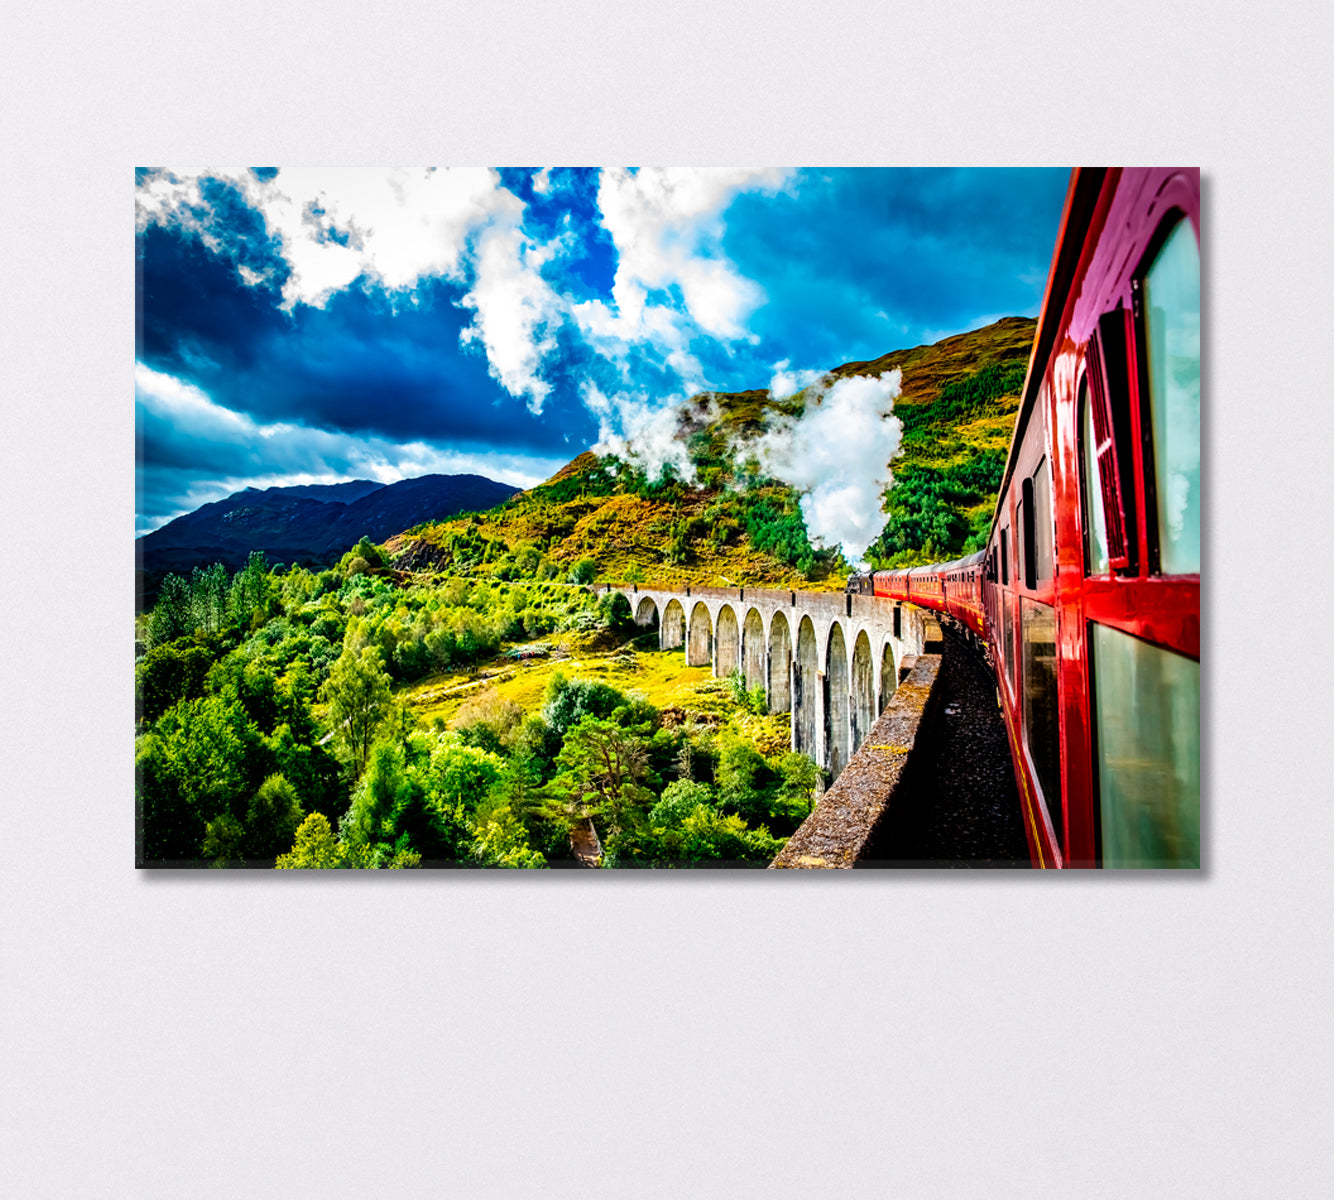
649 780 715 827
541 674 630 738
568 557 597 585
453 690 525 752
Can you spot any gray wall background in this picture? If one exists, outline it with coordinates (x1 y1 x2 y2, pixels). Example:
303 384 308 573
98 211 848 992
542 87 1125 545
3 3 1329 1196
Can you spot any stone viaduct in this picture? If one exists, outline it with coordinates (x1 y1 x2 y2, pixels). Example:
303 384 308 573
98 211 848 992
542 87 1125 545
593 583 939 779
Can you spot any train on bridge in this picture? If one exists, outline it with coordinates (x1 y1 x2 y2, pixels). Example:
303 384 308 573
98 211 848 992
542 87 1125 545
849 168 1200 869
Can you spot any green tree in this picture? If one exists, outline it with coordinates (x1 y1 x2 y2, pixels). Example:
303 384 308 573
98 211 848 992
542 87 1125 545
649 779 715 827
715 737 775 824
229 549 270 627
550 716 656 844
321 645 393 777
678 806 784 864
469 812 546 868
567 557 597 584
265 722 345 822
244 773 305 861
772 752 821 827
201 812 246 867
145 574 194 647
540 673 628 738
597 590 632 629
135 641 215 724
275 813 343 868
426 741 504 813
468 773 548 868
137 693 266 861
343 739 411 848
191 562 231 634
393 741 504 862
340 537 385 575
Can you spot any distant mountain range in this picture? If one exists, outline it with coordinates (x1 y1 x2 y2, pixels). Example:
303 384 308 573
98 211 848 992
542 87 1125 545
137 473 519 603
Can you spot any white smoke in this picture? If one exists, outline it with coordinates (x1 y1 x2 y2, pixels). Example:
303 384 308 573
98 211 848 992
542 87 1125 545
584 382 702 484
768 359 828 399
747 370 904 565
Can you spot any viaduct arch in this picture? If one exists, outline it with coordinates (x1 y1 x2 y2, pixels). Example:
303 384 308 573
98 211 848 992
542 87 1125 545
599 582 934 779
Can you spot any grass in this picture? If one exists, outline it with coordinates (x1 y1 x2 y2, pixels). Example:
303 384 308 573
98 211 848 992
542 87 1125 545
400 632 791 753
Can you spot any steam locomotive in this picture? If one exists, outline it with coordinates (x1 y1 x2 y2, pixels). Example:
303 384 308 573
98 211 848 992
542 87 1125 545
850 168 1200 869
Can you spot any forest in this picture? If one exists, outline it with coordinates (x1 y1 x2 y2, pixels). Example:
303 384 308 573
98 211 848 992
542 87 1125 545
135 348 1031 869
135 543 821 868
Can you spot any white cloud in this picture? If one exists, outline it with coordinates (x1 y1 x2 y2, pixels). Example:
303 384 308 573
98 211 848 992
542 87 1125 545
457 214 564 414
135 361 255 442
747 371 904 564
136 166 516 309
768 359 828 399
138 167 582 412
574 167 791 364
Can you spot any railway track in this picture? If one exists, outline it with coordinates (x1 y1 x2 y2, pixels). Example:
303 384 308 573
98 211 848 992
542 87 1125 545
859 625 1029 868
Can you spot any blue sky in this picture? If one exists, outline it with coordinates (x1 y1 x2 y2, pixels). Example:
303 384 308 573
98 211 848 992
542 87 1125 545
135 166 1069 536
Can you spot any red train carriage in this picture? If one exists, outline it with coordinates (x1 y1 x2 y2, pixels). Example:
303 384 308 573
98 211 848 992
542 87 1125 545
858 168 1199 868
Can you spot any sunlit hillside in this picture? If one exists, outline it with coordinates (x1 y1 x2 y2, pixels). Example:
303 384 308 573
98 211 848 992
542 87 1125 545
385 316 1035 585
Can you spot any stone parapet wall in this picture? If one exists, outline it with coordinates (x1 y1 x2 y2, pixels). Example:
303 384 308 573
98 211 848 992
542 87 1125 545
745 587 797 608
769 654 944 869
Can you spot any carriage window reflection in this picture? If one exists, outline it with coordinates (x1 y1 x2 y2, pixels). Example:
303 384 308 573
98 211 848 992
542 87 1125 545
1021 597 1062 847
1091 623 1200 866
1032 458 1052 585
1082 382 1110 574
1143 218 1200 575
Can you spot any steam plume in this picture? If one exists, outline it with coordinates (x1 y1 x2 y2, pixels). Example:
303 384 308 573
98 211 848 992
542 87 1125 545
747 371 903 565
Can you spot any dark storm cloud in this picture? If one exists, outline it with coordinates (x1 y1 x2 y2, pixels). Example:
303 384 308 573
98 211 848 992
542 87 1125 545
136 220 286 377
136 213 597 457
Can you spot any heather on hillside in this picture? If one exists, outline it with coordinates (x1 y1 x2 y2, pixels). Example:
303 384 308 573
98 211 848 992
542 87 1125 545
387 320 1035 585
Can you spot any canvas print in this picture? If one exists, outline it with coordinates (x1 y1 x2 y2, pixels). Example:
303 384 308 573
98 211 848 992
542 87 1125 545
135 167 1200 869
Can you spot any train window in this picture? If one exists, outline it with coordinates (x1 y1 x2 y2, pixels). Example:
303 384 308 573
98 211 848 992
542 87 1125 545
1085 321 1134 571
1000 527 1009 585
1081 379 1110 574
1021 598 1062 848
1140 217 1201 575
1002 591 1017 693
1032 459 1052 585
1019 483 1034 589
1090 623 1200 866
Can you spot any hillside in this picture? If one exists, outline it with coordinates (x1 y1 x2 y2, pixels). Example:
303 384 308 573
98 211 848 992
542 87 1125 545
385 317 1036 587
828 315 1035 404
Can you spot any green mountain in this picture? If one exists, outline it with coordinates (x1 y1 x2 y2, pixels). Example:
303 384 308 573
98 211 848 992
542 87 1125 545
385 316 1036 587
